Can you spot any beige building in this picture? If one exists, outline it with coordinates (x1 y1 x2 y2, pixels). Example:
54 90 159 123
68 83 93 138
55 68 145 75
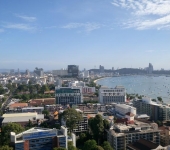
2 112 44 127
160 126 170 146
107 121 161 150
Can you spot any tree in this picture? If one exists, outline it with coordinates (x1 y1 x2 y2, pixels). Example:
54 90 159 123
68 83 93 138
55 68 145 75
102 141 113 150
93 146 104 150
62 108 83 132
152 99 156 102
21 94 30 101
79 133 87 143
27 119 33 128
103 119 110 129
68 141 77 150
42 109 49 117
0 123 24 145
0 145 13 150
0 87 5 94
40 85 49 93
88 114 104 144
53 148 66 150
157 97 163 103
83 140 97 150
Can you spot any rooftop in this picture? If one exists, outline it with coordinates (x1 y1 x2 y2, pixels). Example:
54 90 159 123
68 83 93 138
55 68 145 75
3 112 38 117
9 103 28 108
111 121 159 136
127 139 163 150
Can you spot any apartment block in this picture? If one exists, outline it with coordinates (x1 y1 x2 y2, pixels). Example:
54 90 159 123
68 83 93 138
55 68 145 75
133 97 170 121
73 115 88 133
107 121 160 150
10 126 76 150
55 87 82 105
69 81 95 94
99 86 126 104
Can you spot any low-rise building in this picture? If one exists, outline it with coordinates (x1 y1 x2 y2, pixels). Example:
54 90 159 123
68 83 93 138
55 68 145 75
8 103 28 111
2 112 44 126
22 107 44 114
10 126 76 150
28 98 55 106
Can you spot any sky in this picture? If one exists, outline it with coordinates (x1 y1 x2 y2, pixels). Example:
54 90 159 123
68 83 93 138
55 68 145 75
0 0 170 71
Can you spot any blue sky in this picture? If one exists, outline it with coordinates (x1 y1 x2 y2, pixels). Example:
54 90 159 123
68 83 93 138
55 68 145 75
0 0 170 71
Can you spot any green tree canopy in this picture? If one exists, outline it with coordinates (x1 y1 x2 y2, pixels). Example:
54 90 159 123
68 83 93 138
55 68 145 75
68 141 77 150
0 123 24 145
79 133 87 143
88 114 104 144
0 145 13 150
40 85 50 93
157 97 163 102
53 148 66 150
62 108 83 132
103 119 110 130
42 109 50 117
102 141 113 150
92 146 104 150
0 87 6 95
21 94 30 101
83 140 97 150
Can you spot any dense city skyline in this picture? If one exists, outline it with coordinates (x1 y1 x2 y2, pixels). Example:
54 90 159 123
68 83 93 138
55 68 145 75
1 0 170 70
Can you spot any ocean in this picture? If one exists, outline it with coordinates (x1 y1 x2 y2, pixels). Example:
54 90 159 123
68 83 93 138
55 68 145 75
96 75 170 104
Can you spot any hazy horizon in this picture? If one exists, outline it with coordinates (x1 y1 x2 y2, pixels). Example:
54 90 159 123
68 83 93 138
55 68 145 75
1 0 170 70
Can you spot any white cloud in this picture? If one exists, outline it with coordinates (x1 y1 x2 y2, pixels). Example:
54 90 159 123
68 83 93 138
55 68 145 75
16 15 37 22
3 23 36 31
112 0 170 30
62 22 101 32
0 29 4 33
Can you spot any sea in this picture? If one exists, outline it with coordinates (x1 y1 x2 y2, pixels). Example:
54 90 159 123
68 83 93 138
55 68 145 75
96 75 170 104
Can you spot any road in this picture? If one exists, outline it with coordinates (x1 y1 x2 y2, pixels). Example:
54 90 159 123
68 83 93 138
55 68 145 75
0 89 16 113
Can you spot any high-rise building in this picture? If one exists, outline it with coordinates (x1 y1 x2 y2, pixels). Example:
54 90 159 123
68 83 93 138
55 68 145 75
18 68 20 76
10 69 15 75
107 121 161 150
52 69 68 76
99 65 104 73
99 86 126 104
68 81 95 94
148 63 153 74
55 87 82 105
25 69 30 77
133 97 170 121
61 112 88 133
68 65 79 77
34 67 44 77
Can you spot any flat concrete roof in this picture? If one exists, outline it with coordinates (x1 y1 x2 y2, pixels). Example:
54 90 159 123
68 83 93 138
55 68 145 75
3 112 37 117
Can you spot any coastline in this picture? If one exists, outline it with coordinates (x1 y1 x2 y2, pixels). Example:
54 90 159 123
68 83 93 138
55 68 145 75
94 77 112 84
